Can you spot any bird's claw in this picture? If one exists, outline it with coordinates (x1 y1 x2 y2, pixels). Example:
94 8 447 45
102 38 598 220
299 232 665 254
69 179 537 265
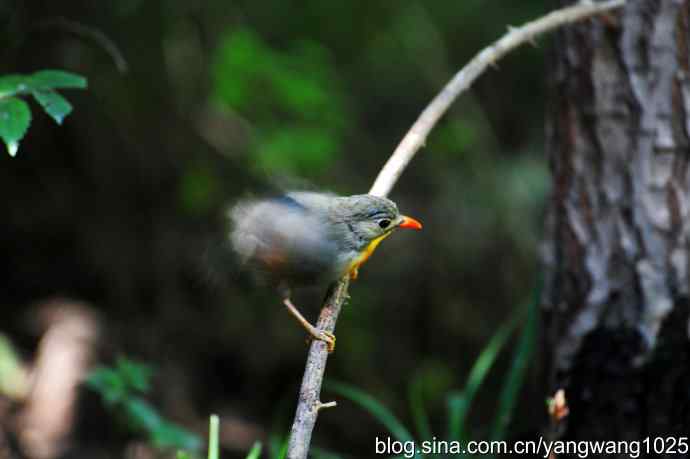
312 330 336 353
349 267 359 280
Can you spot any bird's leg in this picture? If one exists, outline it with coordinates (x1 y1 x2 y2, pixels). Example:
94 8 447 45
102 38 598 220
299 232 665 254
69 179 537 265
283 298 336 353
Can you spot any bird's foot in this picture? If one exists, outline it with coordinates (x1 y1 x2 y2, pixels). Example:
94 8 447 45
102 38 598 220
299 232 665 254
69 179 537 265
316 330 336 353
305 327 336 353
284 297 336 352
349 266 359 280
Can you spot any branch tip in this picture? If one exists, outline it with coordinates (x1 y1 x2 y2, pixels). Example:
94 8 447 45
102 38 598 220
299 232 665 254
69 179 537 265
315 401 337 412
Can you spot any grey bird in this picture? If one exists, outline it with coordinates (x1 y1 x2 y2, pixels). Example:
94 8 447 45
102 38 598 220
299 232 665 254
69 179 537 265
230 191 422 351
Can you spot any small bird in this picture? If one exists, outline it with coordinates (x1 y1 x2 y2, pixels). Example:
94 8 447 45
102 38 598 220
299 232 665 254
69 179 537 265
230 191 422 351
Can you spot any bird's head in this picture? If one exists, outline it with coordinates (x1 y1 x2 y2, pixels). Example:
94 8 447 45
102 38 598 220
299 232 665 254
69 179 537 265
333 194 422 245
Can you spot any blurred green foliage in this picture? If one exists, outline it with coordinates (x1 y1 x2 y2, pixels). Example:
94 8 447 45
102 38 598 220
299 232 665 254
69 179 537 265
244 442 262 459
0 70 87 156
212 29 348 177
179 159 224 215
86 357 202 452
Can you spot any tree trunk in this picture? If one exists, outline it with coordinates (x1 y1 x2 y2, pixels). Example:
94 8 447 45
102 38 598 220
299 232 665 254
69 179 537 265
542 0 690 450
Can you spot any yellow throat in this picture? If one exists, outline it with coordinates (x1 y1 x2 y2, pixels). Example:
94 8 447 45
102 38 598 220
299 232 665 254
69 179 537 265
347 232 392 280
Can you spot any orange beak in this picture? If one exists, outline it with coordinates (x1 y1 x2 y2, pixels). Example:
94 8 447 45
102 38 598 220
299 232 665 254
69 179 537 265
398 215 422 230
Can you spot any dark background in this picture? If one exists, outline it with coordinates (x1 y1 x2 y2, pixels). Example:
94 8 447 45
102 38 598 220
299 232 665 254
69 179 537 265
1 1 549 457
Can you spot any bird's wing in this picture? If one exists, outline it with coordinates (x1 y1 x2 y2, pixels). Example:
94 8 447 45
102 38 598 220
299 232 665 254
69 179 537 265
229 196 339 284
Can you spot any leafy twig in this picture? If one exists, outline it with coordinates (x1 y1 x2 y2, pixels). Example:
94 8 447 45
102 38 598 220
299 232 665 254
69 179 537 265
0 70 87 156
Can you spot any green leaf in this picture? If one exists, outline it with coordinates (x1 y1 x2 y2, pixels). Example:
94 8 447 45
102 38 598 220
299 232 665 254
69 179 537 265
125 397 164 432
208 415 219 459
86 358 200 452
275 441 288 459
85 367 128 404
446 392 466 443
447 307 523 442
125 398 201 451
245 441 262 459
0 75 29 98
32 90 73 125
269 436 288 459
408 378 432 441
325 381 419 458
116 356 152 393
0 96 32 157
489 294 539 442
29 70 87 90
153 420 202 451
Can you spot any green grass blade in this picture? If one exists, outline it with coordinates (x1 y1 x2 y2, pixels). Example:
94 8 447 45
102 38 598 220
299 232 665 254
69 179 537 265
447 310 522 442
273 438 288 459
0 334 27 398
245 441 262 459
489 299 538 442
408 378 432 441
208 415 220 459
446 392 466 442
325 381 416 445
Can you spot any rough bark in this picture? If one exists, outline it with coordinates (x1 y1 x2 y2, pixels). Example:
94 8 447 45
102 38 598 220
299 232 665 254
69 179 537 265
543 0 690 447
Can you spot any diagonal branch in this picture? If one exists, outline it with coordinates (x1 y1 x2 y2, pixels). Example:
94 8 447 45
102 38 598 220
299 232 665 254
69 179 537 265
286 1 626 457
286 280 349 459
369 0 626 198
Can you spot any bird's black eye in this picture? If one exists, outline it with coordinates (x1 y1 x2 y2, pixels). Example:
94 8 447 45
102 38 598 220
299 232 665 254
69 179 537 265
378 219 391 229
